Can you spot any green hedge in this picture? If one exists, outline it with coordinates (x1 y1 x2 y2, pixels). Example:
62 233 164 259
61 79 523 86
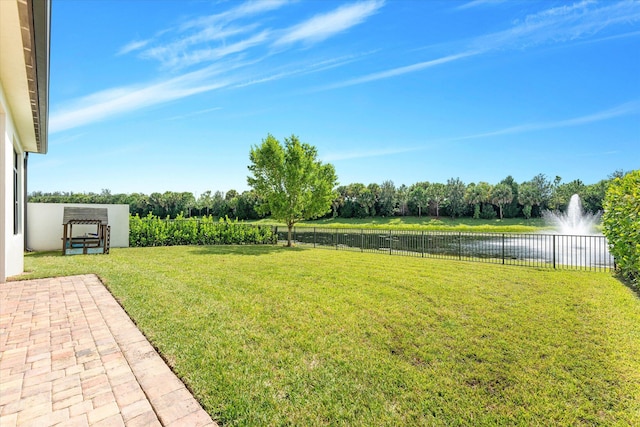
129 214 276 247
602 170 640 284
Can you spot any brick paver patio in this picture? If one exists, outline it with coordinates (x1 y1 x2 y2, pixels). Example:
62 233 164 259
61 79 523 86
0 274 217 426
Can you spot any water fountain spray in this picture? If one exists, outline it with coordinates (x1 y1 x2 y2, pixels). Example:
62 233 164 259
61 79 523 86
543 194 601 235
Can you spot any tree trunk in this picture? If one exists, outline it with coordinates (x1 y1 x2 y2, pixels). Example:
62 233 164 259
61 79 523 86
418 206 422 217
287 223 293 247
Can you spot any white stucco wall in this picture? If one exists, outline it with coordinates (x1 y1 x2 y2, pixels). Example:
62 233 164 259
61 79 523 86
27 203 130 251
1 87 25 282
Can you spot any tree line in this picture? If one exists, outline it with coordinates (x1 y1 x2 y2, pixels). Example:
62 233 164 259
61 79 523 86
28 172 622 221
330 173 617 220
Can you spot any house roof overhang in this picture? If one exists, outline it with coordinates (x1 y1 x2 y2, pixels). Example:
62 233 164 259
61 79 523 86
0 0 50 154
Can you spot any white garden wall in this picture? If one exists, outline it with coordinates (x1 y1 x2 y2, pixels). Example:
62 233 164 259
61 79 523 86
27 203 129 251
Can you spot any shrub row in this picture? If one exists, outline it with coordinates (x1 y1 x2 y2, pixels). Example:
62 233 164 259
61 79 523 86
129 214 276 247
603 170 639 285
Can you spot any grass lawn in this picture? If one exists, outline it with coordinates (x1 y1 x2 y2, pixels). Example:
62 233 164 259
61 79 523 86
250 216 552 233
21 246 640 426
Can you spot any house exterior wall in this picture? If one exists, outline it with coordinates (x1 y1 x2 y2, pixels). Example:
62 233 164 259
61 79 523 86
1 86 26 282
1 0 50 282
27 204 130 251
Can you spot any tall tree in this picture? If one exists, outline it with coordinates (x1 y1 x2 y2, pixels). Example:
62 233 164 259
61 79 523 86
248 134 337 246
464 182 482 219
445 178 467 219
491 183 513 220
149 192 166 217
409 182 430 217
341 183 368 218
126 193 150 217
397 184 409 216
499 176 520 218
236 191 261 220
197 191 213 216
367 183 381 217
225 189 239 201
428 183 446 218
477 182 493 218
582 179 609 214
359 187 377 217
211 191 227 218
332 186 347 218
530 173 553 212
518 182 537 219
378 180 397 217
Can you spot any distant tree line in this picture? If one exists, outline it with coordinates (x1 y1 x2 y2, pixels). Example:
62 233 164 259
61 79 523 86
28 189 264 220
28 171 624 221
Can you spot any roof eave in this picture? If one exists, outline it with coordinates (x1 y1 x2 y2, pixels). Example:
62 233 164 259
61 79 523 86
31 0 51 154
20 0 51 155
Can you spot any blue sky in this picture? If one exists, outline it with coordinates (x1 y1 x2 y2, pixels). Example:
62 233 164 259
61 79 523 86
31 0 640 196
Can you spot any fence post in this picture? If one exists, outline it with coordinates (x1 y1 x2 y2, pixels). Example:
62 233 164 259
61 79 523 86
389 230 392 255
502 234 505 265
421 230 424 258
553 234 556 269
314 227 316 248
336 228 338 250
361 229 364 252
458 232 462 260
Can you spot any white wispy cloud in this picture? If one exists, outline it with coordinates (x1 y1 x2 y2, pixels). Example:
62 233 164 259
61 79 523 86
50 65 236 133
274 0 384 46
560 29 640 47
322 0 640 90
318 50 480 91
55 1 385 133
472 0 640 51
117 39 151 56
181 0 290 31
126 0 384 70
148 30 271 69
121 0 288 68
323 100 640 161
49 49 371 133
454 101 640 141
119 0 288 57
49 50 371 133
456 0 506 11
139 24 263 69
233 52 373 89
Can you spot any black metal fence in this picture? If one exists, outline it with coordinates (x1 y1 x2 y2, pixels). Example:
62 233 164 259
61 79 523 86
274 227 615 271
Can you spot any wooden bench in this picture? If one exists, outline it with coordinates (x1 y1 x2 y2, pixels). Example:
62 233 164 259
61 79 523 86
62 207 110 255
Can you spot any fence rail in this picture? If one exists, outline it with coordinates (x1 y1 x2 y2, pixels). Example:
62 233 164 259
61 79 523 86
275 227 614 272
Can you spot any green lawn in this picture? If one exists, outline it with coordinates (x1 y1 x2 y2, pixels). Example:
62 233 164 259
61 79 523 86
21 246 640 426
250 216 551 233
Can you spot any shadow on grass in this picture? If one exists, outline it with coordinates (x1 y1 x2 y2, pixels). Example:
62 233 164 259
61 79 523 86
25 251 64 258
615 272 640 299
188 244 306 256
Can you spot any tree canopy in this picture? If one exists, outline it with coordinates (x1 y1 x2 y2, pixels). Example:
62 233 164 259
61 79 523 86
491 183 513 220
247 134 337 246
